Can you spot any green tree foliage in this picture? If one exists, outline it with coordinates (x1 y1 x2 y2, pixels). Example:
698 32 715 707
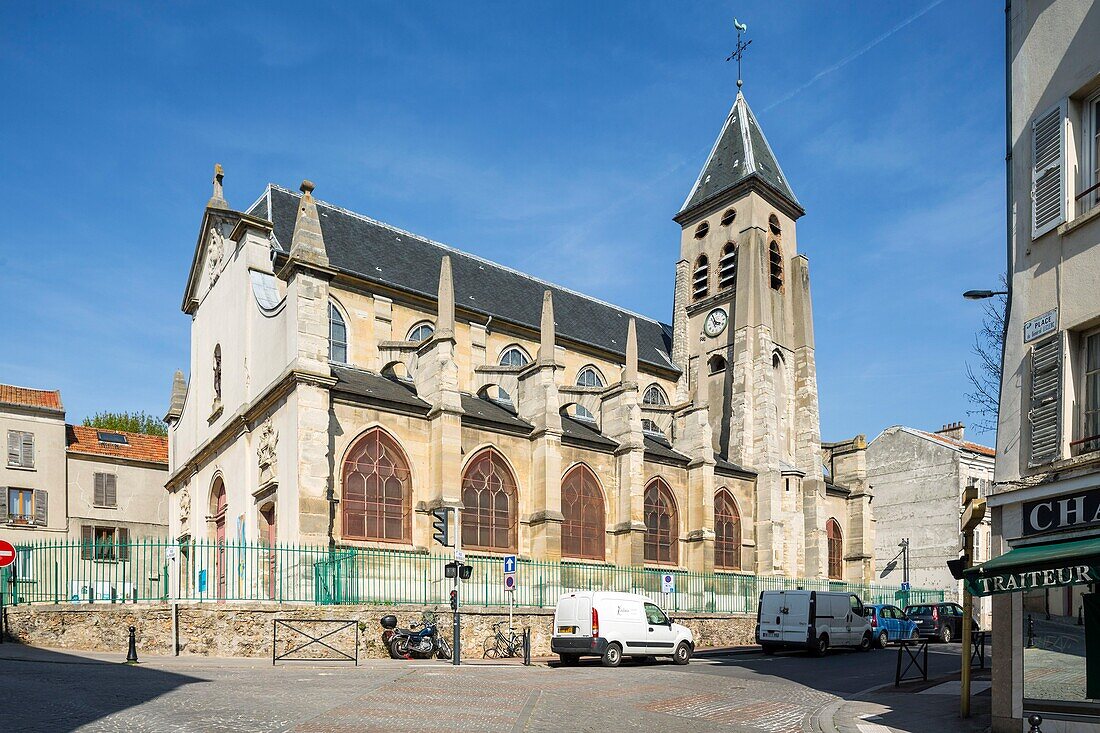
82 411 168 437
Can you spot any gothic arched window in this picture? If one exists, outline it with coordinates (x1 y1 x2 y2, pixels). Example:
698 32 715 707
693 255 710 301
827 518 844 580
407 321 434 343
576 366 605 388
718 243 738 291
715 490 742 570
341 428 412 543
644 477 678 565
643 384 668 405
499 346 531 368
769 213 782 236
461 449 518 552
561 464 605 560
329 302 348 363
769 241 783 291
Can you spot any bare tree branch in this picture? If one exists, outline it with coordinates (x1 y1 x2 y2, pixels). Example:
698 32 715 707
965 275 1007 434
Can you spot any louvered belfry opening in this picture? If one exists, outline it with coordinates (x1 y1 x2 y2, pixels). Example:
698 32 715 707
341 428 412 542
644 477 678 565
827 518 844 580
561 464 606 561
714 489 742 570
1030 334 1063 465
693 255 710 300
768 241 783 291
461 448 518 552
718 243 738 291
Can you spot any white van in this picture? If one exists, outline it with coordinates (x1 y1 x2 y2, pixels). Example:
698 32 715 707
551 591 694 667
755 590 874 656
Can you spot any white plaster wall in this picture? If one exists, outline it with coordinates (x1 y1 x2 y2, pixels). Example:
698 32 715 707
0 407 68 541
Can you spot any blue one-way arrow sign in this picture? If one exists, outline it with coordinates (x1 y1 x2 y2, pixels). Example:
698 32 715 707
503 555 517 574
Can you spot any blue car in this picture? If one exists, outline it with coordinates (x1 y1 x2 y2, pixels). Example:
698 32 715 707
865 604 920 648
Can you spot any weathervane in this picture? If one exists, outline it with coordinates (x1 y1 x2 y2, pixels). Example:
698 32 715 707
726 18 751 89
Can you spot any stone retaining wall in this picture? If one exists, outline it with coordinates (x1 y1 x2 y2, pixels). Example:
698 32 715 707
2 602 755 659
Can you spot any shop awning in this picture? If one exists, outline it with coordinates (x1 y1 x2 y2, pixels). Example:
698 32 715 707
963 536 1100 597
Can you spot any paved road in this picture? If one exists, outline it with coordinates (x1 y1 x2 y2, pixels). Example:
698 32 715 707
0 642 982 733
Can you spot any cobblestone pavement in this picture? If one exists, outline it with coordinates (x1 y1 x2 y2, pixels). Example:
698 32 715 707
0 644 986 733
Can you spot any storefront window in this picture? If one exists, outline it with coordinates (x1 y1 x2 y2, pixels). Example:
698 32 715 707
1023 587 1096 706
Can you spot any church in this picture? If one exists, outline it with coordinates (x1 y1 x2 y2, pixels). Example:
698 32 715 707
164 88 873 584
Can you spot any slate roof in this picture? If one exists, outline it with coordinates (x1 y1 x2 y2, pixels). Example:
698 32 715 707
459 394 533 435
714 453 756 477
0 384 63 412
643 435 689 465
680 91 800 216
331 366 429 415
561 415 618 451
251 186 677 373
66 425 168 465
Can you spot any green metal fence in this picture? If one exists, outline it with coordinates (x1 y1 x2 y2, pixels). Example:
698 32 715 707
0 539 944 613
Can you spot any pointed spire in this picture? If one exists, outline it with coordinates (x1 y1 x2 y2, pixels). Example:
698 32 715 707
207 164 229 210
289 180 329 268
677 91 801 219
623 318 638 385
537 290 555 364
165 369 187 423
436 255 455 337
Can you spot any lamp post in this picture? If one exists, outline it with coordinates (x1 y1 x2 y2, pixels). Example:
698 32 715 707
962 290 1008 300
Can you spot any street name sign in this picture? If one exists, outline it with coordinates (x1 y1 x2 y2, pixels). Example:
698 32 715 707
1024 308 1057 343
0 540 15 568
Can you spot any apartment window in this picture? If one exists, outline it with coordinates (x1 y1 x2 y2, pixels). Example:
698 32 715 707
1081 91 1100 213
329 302 348 363
1080 330 1100 454
94 473 118 508
7 430 34 468
80 525 130 561
5 488 34 524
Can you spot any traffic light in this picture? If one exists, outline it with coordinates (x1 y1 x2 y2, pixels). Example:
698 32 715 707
459 564 473 580
449 589 458 611
431 507 452 547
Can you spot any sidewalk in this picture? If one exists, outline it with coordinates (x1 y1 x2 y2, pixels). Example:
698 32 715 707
812 672 993 733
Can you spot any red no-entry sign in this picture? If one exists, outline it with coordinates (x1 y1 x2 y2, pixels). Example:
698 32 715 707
0 540 15 569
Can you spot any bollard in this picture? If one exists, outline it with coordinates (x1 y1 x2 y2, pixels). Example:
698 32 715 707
523 627 531 666
1028 713 1043 732
1026 614 1035 648
126 626 139 664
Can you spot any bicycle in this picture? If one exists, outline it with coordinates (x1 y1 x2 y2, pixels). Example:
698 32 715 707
482 621 523 659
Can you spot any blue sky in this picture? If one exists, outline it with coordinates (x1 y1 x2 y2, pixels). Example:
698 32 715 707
0 1 1005 443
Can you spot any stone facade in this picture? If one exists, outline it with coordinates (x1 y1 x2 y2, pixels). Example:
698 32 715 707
3 603 755 660
163 88 868 589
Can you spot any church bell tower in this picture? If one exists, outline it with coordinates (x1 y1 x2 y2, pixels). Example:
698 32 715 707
670 90 828 579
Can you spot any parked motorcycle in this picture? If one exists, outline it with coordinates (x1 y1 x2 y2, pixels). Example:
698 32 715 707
381 611 451 660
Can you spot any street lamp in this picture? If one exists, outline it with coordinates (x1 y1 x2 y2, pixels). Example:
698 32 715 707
963 289 1008 300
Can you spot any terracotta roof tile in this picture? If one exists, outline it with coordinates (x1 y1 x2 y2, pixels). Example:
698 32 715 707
914 429 995 458
66 424 168 465
0 384 63 412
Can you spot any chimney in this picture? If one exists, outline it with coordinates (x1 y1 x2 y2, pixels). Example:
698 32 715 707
936 422 965 442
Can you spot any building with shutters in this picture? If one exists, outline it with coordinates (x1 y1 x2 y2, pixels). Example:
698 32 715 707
164 88 874 585
0 384 169 559
979 1 1100 729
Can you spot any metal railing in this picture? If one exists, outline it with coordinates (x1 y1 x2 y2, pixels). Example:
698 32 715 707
0 539 945 612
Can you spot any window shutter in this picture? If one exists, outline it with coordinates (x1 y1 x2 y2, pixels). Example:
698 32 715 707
21 432 34 468
0 487 7 520
1032 101 1067 238
106 475 117 508
7 432 19 466
33 489 47 525
94 473 105 506
1029 334 1063 466
118 528 130 561
81 526 93 560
